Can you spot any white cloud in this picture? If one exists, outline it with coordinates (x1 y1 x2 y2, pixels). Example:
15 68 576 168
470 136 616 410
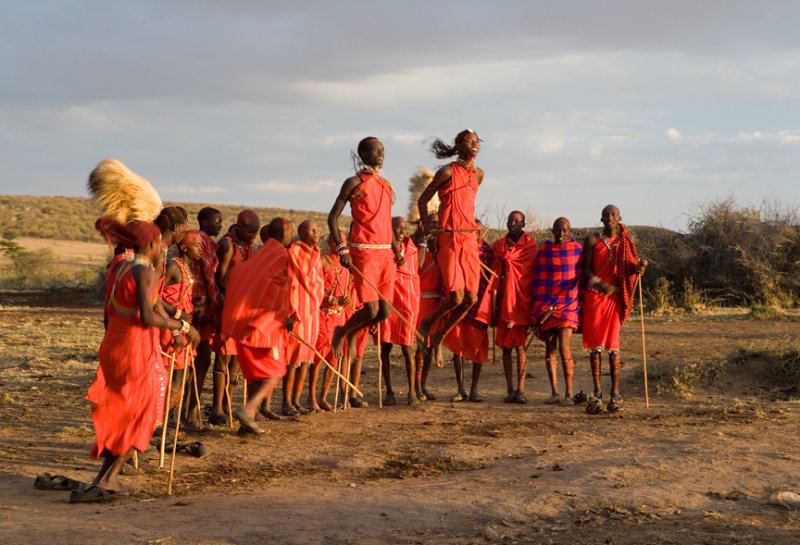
650 163 683 174
666 127 682 140
246 179 337 192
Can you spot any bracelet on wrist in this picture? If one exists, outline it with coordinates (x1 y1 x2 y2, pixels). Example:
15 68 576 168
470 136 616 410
171 329 181 337
337 247 350 256
173 309 182 320
180 320 190 334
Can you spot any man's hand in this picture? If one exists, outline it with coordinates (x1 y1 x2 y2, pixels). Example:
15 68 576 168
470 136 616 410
187 326 201 348
285 316 295 332
394 251 405 267
338 295 351 307
339 253 353 269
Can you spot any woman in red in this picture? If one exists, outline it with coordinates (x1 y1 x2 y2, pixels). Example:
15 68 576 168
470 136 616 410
74 218 199 503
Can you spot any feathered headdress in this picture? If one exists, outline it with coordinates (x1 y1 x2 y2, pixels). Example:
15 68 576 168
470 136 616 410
87 158 162 223
407 167 439 224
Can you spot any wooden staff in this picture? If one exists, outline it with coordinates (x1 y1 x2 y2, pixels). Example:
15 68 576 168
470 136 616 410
243 377 248 406
377 321 383 409
349 263 424 343
159 351 177 468
480 261 498 279
168 350 190 495
225 361 234 428
132 451 139 470
343 343 352 410
525 306 556 352
190 359 202 423
290 332 363 397
637 276 649 408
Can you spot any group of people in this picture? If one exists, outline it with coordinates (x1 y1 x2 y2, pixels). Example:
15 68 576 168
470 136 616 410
75 129 646 502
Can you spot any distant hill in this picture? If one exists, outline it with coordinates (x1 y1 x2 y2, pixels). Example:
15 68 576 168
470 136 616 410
0 195 338 243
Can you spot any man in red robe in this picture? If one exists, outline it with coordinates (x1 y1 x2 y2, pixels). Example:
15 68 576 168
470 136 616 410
582 205 647 412
328 137 404 408
417 129 484 368
282 220 324 416
531 218 583 405
379 217 421 406
186 207 223 430
211 209 259 425
446 223 493 402
413 212 442 400
309 231 352 411
491 211 538 404
221 218 297 435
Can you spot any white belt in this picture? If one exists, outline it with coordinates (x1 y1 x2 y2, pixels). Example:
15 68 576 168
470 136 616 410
349 242 392 249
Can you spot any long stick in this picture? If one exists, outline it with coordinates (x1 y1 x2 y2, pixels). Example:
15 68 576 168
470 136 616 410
492 327 496 365
480 261 498 278
159 352 177 468
243 378 248 406
343 343 352 410
290 332 364 397
225 360 234 428
190 359 202 424
637 276 649 408
377 321 383 409
168 350 190 495
349 263 424 343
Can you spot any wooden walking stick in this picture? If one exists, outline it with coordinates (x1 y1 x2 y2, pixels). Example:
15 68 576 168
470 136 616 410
168 350 190 495
637 276 649 408
132 451 139 470
343 343 352 410
333 364 341 414
289 332 364 396
225 362 234 428
349 263 425 343
376 321 383 409
159 351 177 468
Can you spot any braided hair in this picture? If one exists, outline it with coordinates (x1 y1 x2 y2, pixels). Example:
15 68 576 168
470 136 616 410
430 129 481 159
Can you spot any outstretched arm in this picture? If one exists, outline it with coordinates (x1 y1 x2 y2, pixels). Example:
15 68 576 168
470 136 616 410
216 237 234 292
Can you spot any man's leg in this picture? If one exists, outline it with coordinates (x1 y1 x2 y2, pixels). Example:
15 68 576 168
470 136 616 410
349 355 368 408
292 362 310 414
281 366 298 416
514 346 528 404
210 353 229 425
544 332 560 402
318 363 335 411
236 378 280 434
414 347 426 400
502 348 515 402
92 447 136 495
380 343 396 406
589 350 603 398
558 329 575 403
428 291 475 367
468 361 483 402
609 350 622 400
307 362 322 412
186 339 212 428
331 301 381 361
400 345 418 405
452 354 467 401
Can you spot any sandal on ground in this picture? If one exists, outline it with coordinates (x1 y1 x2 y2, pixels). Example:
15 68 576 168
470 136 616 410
349 396 369 409
383 393 397 406
468 393 484 403
572 391 588 403
514 391 528 404
34 473 85 491
177 441 209 458
421 389 436 401
586 396 604 415
407 396 421 406
503 391 517 403
560 396 576 406
416 392 427 401
610 393 624 402
294 405 312 415
450 391 468 402
544 394 561 405
281 406 299 417
607 400 622 413
69 486 117 504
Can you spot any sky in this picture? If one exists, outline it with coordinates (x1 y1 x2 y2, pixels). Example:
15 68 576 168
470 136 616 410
1 1 799 232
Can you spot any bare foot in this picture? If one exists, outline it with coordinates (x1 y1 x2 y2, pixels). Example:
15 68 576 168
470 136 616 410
318 399 334 411
430 336 444 368
307 401 322 413
258 409 284 421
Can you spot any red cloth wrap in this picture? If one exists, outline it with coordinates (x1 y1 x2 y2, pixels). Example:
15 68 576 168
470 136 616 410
286 241 324 364
491 232 538 326
381 237 420 346
190 231 220 341
436 232 480 293
350 246 396 304
88 264 167 458
237 344 287 381
495 321 528 349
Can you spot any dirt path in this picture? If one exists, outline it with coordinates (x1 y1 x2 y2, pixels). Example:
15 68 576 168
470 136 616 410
0 300 798 544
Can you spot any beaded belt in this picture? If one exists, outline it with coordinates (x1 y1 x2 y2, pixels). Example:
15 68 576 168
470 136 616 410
349 242 392 249
322 307 343 315
420 291 441 299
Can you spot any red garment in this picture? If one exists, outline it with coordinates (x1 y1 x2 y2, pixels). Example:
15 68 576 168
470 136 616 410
190 231 220 341
417 251 443 346
214 233 256 354
236 344 286 381
445 321 488 363
88 263 167 458
286 241 324 364
495 322 528 349
381 237 420 347
220 239 295 379
491 232 538 326
581 228 639 351
160 257 195 368
438 162 478 232
348 171 396 303
436 232 480 293
314 254 351 368
345 288 369 358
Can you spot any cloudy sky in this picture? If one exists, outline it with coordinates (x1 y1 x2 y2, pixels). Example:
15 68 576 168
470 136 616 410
1 1 798 231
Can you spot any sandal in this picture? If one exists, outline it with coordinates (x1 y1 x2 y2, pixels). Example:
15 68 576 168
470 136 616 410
384 392 397 406
34 473 85 491
208 413 228 426
421 389 436 401
503 391 517 403
573 391 588 403
233 408 266 435
468 393 483 403
69 486 117 504
177 441 209 458
544 394 561 405
514 391 528 404
450 391 468 402
349 396 369 409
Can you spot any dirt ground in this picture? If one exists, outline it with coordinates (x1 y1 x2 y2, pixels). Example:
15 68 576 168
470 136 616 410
0 292 798 545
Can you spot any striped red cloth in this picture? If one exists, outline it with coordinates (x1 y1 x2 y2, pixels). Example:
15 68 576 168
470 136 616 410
531 239 582 330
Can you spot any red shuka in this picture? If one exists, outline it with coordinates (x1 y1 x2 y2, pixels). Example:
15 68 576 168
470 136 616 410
492 232 538 326
220 239 295 380
436 163 481 293
88 263 167 458
348 171 396 303
286 241 324 364
160 257 195 368
381 237 420 347
190 231 220 341
314 254 350 368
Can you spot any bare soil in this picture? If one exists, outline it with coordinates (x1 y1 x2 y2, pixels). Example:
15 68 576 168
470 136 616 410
0 294 798 545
